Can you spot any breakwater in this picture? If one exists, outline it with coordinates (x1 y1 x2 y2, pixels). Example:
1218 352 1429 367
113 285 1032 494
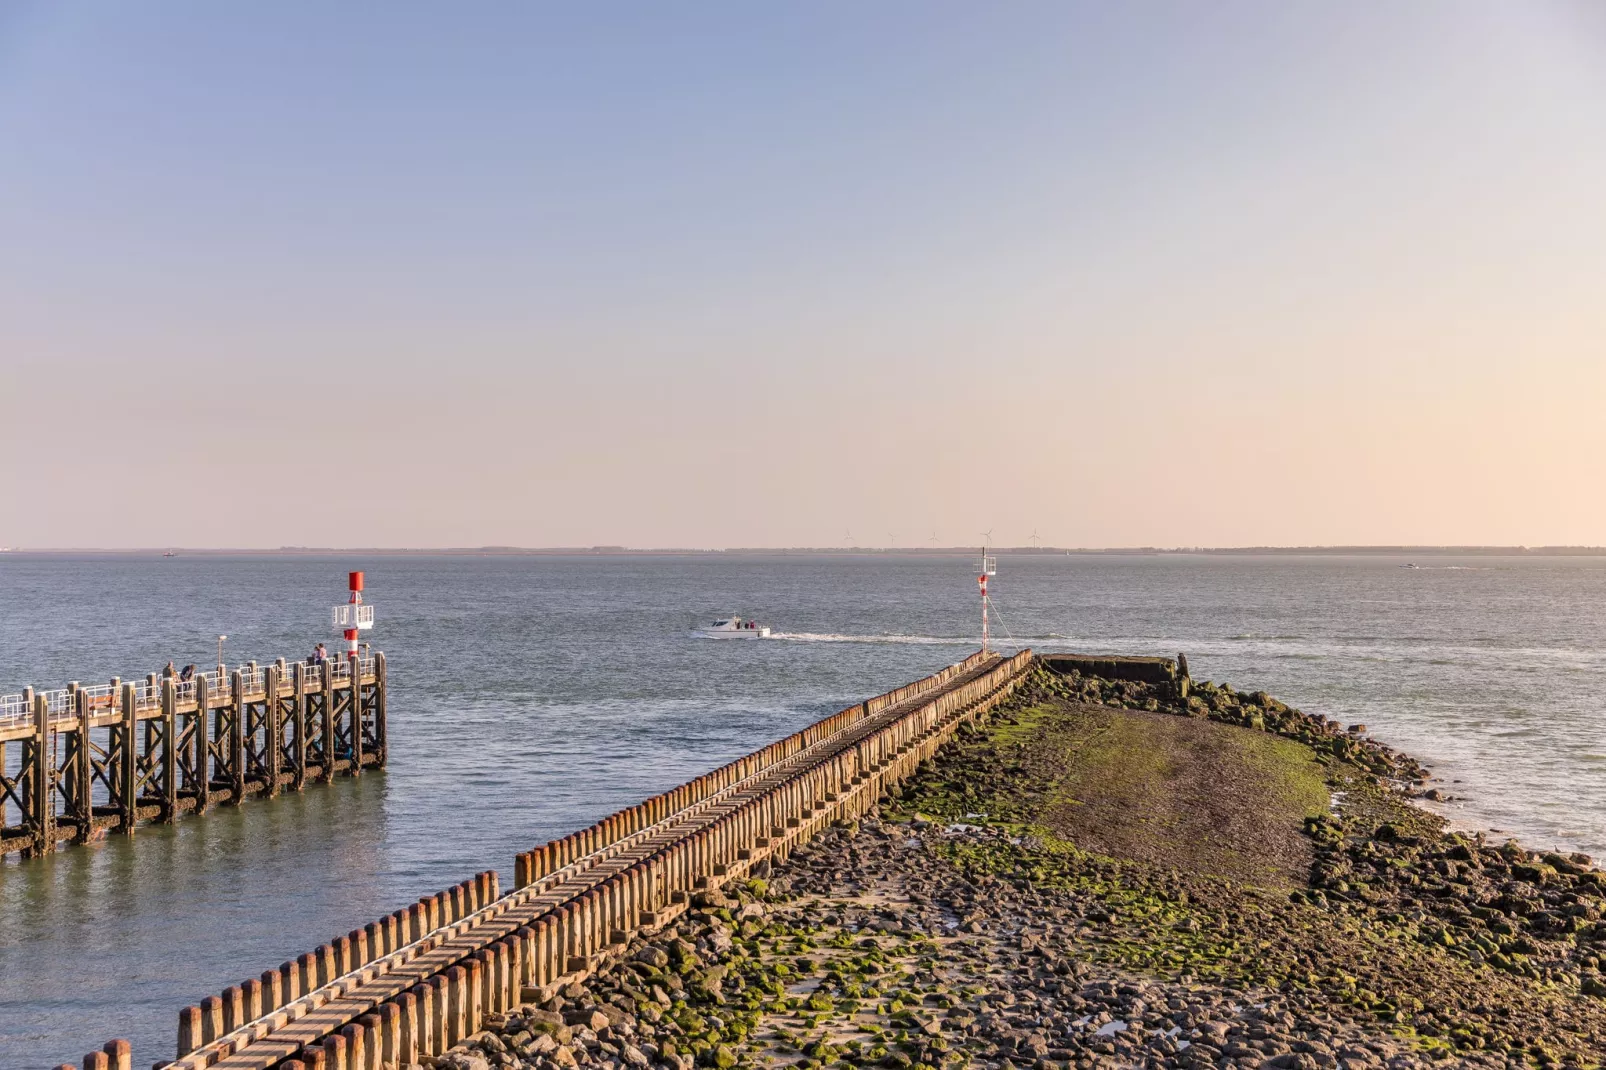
62 648 1034 1070
0 655 387 858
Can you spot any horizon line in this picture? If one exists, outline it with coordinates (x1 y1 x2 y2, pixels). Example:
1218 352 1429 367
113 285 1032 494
4 545 1606 556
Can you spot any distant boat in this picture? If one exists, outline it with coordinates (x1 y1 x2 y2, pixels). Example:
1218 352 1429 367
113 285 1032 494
694 616 772 639
1400 562 1420 569
163 551 177 558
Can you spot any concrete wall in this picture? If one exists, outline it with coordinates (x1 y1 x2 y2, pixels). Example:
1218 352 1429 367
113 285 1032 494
1040 652 1183 688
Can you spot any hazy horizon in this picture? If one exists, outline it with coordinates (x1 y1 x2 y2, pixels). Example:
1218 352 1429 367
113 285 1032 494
7 544 1606 556
4 3 1604 549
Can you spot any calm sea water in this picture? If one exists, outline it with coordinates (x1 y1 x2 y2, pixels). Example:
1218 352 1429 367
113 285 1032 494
2 552 1604 1068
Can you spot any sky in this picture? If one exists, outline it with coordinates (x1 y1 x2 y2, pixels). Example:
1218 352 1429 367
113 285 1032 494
2 2 1604 549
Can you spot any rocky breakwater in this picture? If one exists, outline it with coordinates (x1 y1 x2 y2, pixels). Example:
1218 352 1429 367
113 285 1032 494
434 665 1606 1070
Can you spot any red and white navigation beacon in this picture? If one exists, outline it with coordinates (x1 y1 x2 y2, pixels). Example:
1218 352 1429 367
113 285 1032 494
978 547 997 653
331 571 375 662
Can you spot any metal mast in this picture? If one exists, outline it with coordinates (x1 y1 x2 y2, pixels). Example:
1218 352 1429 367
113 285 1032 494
978 546 997 653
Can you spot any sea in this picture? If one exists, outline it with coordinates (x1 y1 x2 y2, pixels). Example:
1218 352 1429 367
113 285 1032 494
2 551 1604 1069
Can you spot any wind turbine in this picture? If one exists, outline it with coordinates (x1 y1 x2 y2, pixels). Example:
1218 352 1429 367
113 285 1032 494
843 528 857 548
887 531 897 549
928 529 939 545
1030 529 1041 550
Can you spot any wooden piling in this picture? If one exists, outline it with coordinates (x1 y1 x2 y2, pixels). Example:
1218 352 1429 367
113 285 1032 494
26 695 54 857
349 662 364 777
291 661 308 791
177 1006 202 1057
118 683 137 835
374 652 387 765
228 671 246 804
264 663 282 798
192 674 210 814
161 679 178 823
319 660 335 783
100 1039 131 1070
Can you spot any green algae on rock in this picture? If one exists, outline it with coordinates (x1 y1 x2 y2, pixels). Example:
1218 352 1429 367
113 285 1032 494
447 665 1606 1070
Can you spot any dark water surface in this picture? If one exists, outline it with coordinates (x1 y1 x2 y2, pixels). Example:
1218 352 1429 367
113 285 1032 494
2 553 1604 1068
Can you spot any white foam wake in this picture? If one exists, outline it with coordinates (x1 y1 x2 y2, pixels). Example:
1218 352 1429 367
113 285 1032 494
767 632 975 646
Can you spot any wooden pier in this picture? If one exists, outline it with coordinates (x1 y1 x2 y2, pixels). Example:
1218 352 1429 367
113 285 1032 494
61 649 1034 1070
0 654 387 858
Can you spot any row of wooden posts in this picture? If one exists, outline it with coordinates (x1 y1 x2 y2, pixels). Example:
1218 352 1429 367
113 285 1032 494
0 655 387 858
67 650 1034 1070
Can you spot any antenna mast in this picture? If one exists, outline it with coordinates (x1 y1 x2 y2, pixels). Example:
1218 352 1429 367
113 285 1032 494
977 544 997 654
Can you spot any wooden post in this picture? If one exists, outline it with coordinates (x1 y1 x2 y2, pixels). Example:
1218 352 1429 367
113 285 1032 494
264 663 282 798
229 670 246 804
397 991 419 1066
178 1006 202 1055
348 659 364 777
74 689 93 843
161 678 178 822
374 651 387 767
119 682 137 835
291 661 308 791
321 1030 347 1070
193 671 211 812
26 695 54 857
200 995 224 1044
320 660 335 782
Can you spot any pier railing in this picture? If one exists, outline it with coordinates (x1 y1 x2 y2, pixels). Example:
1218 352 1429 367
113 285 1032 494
0 657 379 732
0 653 388 858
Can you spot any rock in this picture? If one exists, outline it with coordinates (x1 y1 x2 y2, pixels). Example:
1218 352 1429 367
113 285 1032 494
622 1043 651 1067
1512 862 1558 885
437 1054 492 1070
697 1045 737 1069
564 1009 613 1033
635 946 670 969
525 1010 574 1044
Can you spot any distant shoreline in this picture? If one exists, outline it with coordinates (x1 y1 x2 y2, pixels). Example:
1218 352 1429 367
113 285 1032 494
3 545 1604 557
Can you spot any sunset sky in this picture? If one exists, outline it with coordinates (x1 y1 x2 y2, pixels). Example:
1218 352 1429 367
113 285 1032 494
2 3 1603 549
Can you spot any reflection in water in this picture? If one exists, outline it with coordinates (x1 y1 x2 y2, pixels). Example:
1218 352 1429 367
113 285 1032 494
0 774 389 1064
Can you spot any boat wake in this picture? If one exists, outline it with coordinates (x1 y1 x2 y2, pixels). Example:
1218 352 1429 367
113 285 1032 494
767 632 974 646
769 632 1089 647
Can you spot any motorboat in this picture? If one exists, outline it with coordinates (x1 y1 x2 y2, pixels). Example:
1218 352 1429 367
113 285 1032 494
695 616 772 639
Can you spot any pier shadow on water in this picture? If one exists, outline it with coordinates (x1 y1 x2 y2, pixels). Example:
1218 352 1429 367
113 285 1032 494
0 774 390 1070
